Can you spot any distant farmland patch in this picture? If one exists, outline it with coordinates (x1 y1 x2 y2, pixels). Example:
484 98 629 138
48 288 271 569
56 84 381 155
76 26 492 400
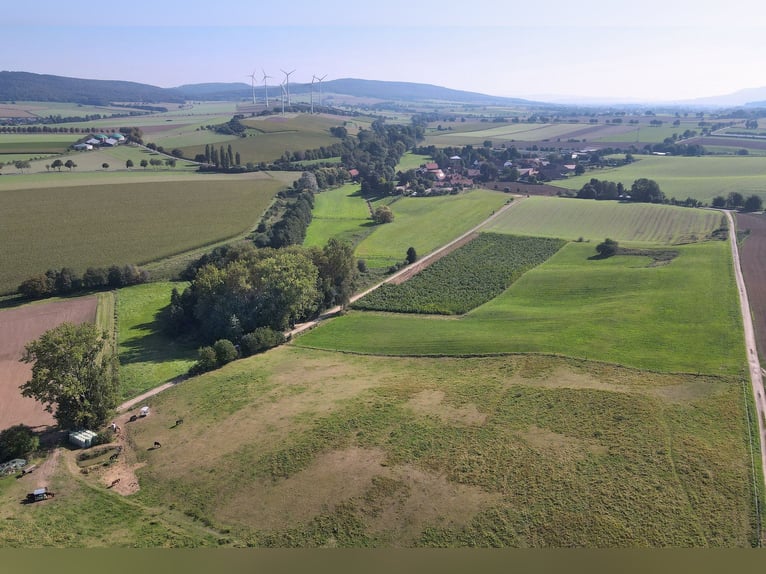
484 196 724 245
558 155 766 203
353 234 565 314
0 179 282 294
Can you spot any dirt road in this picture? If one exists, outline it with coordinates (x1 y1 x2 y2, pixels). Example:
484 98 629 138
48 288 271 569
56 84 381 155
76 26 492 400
725 210 766 503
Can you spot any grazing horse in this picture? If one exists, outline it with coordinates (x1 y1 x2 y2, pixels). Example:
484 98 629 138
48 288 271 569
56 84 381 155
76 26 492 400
153 441 162 448
175 418 184 426
109 478 120 488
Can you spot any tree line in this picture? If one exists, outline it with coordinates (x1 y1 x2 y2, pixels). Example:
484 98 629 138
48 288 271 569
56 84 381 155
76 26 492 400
18 264 149 299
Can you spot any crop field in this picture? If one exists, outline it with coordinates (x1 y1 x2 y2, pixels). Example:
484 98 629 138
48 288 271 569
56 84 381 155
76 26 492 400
736 212 766 362
355 190 509 268
298 240 745 375
483 196 724 245
0 178 282 294
3 346 753 546
353 234 565 314
303 184 372 247
117 282 196 400
558 155 766 203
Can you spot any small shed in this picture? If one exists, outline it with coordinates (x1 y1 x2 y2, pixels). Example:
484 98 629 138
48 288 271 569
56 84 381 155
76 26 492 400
69 429 98 449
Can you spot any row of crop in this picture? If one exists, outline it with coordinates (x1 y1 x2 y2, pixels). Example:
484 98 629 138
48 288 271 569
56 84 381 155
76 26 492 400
352 233 566 315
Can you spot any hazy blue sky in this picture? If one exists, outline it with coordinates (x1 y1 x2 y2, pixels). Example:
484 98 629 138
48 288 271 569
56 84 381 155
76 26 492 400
4 0 766 102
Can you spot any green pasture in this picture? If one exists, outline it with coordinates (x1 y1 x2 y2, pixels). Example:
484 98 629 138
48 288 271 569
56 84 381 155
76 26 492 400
0 178 282 294
297 240 745 375
396 152 430 172
117 282 196 399
98 346 756 546
594 125 701 144
180 131 336 164
559 155 766 203
303 183 372 248
0 133 77 154
484 196 724 245
355 190 509 268
293 156 342 167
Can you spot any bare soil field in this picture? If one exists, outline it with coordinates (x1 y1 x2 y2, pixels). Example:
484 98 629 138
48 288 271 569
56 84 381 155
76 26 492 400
737 212 766 357
0 297 97 431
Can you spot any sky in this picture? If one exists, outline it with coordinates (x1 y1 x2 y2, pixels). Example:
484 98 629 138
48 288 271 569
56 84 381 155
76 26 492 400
3 0 766 103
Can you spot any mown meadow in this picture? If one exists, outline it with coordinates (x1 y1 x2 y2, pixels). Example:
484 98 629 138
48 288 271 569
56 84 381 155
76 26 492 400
117 282 196 400
302 183 372 248
299 240 744 375
355 190 509 268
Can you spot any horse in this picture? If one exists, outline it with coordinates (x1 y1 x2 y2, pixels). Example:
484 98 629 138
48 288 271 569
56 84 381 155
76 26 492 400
153 441 162 448
175 418 184 426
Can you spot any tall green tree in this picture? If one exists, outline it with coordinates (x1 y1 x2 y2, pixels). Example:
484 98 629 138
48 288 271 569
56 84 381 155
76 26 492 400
20 322 118 430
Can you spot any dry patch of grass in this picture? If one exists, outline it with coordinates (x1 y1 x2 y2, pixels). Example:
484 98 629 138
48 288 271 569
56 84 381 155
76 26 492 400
407 390 486 426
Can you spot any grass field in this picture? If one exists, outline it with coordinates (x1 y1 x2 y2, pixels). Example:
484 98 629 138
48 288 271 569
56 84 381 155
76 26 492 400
355 190 509 268
483 196 725 245
396 152 430 172
117 282 196 399
297 240 745 375
303 183 372 248
0 178 283 294
559 155 766 203
4 345 743 546
0 133 78 154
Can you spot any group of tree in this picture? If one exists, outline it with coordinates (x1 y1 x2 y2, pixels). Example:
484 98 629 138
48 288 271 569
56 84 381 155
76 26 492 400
576 178 625 200
574 178 665 204
20 322 118 430
18 264 149 299
712 192 763 212
0 424 39 463
213 115 247 136
48 159 77 172
163 238 358 351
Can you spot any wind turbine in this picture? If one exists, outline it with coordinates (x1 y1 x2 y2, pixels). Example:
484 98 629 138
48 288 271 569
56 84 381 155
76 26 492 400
261 69 272 108
280 68 295 106
246 70 257 104
310 75 317 114
280 81 287 115
314 74 327 109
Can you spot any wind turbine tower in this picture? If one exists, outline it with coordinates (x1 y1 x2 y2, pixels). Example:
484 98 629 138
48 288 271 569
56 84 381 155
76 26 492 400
247 70 257 104
261 69 272 108
315 74 327 109
280 69 295 106
310 75 317 114
280 81 287 115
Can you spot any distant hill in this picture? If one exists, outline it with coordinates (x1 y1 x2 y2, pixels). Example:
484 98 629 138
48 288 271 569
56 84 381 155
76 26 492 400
677 86 766 107
0 71 537 107
176 78 539 106
0 71 185 105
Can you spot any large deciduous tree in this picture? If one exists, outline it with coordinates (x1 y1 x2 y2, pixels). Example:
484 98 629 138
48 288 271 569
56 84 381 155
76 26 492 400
20 322 118 430
630 178 664 203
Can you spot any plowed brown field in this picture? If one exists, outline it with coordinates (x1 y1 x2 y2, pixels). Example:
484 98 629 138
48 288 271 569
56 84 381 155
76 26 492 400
737 212 766 357
0 297 97 431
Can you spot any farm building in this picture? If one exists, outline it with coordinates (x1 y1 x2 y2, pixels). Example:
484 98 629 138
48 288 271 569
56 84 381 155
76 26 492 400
85 138 100 146
73 143 93 151
69 429 98 449
103 138 118 147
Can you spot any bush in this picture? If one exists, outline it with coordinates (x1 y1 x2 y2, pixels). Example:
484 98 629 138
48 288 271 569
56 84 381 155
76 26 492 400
190 346 218 375
596 238 619 258
0 425 39 463
241 328 286 356
213 339 238 365
357 259 368 273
